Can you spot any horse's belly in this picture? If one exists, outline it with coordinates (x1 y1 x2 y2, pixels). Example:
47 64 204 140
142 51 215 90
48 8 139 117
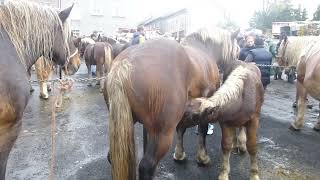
305 79 320 101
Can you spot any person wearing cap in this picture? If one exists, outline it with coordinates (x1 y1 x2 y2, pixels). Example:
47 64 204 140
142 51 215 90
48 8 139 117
245 36 273 89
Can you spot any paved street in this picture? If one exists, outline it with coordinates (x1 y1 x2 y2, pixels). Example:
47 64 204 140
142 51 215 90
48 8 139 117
7 63 320 180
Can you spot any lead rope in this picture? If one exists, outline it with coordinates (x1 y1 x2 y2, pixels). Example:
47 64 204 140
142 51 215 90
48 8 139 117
49 76 74 180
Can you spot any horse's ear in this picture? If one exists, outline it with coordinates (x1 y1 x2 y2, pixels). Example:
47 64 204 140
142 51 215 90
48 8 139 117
231 29 240 40
59 4 74 23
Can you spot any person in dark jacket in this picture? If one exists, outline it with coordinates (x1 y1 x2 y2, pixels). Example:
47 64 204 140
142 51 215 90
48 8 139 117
131 26 145 45
239 35 255 60
245 36 272 89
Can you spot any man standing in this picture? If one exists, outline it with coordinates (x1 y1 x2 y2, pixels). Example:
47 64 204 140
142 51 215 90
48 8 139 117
131 26 146 45
239 35 255 60
245 36 273 89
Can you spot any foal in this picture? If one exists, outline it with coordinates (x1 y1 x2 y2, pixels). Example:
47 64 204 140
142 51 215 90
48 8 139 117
182 60 264 180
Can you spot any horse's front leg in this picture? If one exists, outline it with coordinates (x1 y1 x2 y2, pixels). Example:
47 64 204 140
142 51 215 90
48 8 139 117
218 124 234 180
196 123 211 166
173 125 187 162
246 116 260 180
0 114 21 179
290 80 307 130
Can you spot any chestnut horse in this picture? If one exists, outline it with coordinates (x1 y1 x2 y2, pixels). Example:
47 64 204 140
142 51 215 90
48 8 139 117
0 1 73 178
290 38 320 131
277 36 318 83
34 37 81 99
180 59 264 180
104 28 239 180
84 42 112 91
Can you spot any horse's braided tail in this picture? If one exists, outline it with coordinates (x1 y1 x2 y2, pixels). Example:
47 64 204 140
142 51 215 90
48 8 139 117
106 59 136 180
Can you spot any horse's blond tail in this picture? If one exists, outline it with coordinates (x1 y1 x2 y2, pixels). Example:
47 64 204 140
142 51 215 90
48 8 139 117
200 65 249 112
106 59 136 180
104 45 113 74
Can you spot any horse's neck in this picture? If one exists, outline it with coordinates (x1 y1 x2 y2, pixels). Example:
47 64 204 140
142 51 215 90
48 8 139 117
0 28 36 72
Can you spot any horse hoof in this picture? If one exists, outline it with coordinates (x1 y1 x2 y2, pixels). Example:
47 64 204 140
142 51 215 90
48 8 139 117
232 147 246 155
218 172 229 180
249 174 260 180
292 102 297 108
289 125 301 131
196 156 211 167
313 127 320 132
173 152 186 163
107 152 111 164
39 94 49 100
47 87 52 92
307 104 313 109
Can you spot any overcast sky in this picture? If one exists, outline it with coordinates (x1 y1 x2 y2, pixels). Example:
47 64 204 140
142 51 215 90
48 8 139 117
130 0 320 28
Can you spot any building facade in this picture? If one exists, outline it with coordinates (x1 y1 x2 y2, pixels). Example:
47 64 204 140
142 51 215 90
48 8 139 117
141 9 189 40
29 0 136 37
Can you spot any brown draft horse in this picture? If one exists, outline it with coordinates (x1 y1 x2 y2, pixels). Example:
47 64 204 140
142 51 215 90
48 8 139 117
180 59 264 180
84 42 112 91
104 28 240 180
0 1 73 178
34 37 81 99
290 39 320 131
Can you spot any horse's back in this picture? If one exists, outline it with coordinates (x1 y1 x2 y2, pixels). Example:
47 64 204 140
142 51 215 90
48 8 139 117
113 39 191 124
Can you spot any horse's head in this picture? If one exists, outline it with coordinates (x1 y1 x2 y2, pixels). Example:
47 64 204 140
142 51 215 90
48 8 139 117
52 5 74 66
63 35 81 75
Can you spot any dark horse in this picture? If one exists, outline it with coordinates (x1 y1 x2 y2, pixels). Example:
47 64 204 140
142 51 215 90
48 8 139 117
0 1 73 178
104 28 239 180
84 42 112 91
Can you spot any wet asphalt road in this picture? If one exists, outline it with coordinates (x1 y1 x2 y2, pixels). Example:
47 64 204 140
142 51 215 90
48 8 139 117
6 63 320 180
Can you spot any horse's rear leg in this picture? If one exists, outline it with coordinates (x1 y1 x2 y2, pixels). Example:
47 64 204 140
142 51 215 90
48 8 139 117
290 81 307 130
96 64 104 92
233 127 247 154
313 103 320 131
86 64 92 86
173 126 186 162
139 129 175 180
218 125 234 180
246 117 260 180
0 122 21 179
196 123 211 166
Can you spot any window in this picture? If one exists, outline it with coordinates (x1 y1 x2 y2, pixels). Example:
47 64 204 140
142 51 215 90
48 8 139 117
91 1 103 16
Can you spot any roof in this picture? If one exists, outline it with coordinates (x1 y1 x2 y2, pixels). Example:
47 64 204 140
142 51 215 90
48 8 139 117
139 8 188 26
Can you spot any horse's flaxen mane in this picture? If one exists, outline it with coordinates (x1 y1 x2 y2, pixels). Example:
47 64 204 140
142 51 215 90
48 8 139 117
278 36 318 66
81 37 95 45
0 0 69 68
182 27 238 65
199 65 249 113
